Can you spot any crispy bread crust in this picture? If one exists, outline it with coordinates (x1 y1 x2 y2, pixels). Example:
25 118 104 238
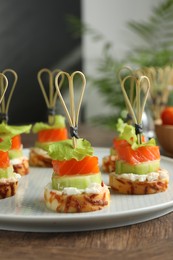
12 158 29 176
109 172 169 195
0 180 18 199
102 155 117 173
44 184 110 213
29 149 52 167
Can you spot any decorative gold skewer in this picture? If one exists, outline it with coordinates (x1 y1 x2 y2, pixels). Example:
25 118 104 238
118 66 135 106
37 68 64 125
118 66 138 123
136 66 173 121
121 75 150 144
0 69 18 123
0 74 8 104
55 71 86 149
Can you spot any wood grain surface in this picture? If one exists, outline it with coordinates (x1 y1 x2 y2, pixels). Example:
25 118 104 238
1 125 173 260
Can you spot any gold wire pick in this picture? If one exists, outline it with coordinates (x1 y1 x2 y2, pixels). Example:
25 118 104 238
121 75 150 144
0 69 17 123
37 68 64 125
55 71 86 149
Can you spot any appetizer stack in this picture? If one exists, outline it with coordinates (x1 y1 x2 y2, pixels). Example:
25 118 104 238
44 71 110 212
109 74 169 194
0 137 21 199
0 123 31 175
29 115 67 167
0 69 31 176
0 72 21 199
102 67 134 174
29 69 68 167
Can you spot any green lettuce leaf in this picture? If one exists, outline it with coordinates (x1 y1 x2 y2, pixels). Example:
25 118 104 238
0 137 11 151
119 124 137 145
131 138 156 150
32 115 66 133
116 118 127 134
119 124 156 150
47 138 94 161
0 123 32 137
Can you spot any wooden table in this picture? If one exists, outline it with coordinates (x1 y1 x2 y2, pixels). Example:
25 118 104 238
1 125 173 260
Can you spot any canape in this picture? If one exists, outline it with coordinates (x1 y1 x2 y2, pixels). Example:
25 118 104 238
29 115 68 167
0 137 21 199
0 123 31 176
102 119 126 173
109 124 169 194
44 138 110 212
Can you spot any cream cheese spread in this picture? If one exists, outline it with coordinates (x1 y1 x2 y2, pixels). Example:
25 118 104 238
114 169 169 182
10 156 28 165
45 182 109 195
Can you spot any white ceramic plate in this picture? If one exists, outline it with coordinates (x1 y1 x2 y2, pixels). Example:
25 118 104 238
0 148 173 232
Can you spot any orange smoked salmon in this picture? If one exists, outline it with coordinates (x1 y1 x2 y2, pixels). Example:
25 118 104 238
0 151 10 168
52 156 100 176
11 135 22 150
115 139 160 165
38 128 68 142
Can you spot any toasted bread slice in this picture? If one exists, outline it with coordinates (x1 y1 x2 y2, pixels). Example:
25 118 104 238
11 157 29 176
29 148 52 167
109 169 169 195
44 183 110 213
0 179 18 199
102 155 117 173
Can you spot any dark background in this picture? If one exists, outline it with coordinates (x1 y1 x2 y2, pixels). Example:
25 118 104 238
0 0 82 125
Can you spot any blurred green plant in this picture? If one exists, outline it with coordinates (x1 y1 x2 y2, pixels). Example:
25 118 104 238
67 0 173 130
127 0 173 67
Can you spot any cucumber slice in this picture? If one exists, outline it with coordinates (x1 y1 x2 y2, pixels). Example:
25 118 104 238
8 149 23 159
0 165 15 179
116 160 160 175
52 172 102 190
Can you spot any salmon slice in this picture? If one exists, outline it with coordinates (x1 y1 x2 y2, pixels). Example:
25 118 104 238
0 151 10 168
38 128 68 142
115 139 160 165
52 156 100 176
11 135 22 150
